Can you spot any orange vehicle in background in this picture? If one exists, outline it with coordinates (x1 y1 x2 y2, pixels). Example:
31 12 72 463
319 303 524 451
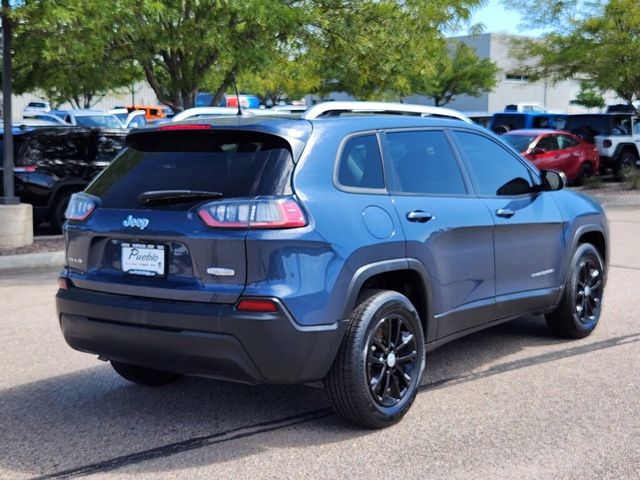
126 105 169 121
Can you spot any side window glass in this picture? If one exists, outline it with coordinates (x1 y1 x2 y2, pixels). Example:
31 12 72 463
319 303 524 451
558 135 577 149
453 131 534 196
337 134 384 189
384 130 466 195
536 136 558 151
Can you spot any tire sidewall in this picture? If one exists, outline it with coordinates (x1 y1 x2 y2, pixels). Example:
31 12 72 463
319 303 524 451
351 292 426 426
565 244 604 335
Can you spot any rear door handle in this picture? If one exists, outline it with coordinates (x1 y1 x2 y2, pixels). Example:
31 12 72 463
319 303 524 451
495 208 515 218
406 210 433 223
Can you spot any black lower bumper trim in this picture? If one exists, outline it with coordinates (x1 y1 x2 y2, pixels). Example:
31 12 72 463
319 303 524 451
56 287 347 384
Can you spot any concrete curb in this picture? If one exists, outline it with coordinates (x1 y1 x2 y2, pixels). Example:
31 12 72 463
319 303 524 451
0 251 65 273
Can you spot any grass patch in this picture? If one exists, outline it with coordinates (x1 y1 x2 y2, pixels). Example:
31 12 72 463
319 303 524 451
581 175 603 190
620 166 640 190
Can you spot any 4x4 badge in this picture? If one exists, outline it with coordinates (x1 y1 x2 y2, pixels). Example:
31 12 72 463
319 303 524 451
122 215 150 230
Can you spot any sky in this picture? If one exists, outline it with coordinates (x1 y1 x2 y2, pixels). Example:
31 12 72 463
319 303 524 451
458 0 527 35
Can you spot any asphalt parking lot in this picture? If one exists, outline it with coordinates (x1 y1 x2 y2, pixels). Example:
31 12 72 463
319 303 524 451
1 205 639 480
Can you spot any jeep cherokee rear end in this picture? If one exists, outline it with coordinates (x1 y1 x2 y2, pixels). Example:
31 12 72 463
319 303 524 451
56 119 350 385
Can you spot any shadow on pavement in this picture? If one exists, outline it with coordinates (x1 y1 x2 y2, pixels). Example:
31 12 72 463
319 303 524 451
2 315 636 479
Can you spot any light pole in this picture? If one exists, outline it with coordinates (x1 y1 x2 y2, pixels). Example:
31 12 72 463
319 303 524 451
1 0 17 205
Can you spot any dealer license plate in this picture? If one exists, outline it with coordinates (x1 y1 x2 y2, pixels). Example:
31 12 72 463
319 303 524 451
121 243 165 277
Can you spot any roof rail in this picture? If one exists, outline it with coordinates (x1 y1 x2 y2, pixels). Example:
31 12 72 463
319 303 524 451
302 101 472 123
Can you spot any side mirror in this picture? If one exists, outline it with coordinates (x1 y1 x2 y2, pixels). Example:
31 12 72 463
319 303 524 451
541 169 566 191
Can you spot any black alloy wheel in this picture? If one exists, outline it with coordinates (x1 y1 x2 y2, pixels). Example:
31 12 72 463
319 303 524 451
546 243 605 338
575 257 603 324
366 314 419 408
324 289 425 429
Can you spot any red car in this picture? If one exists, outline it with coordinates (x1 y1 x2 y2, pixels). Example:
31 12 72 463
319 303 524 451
502 129 600 184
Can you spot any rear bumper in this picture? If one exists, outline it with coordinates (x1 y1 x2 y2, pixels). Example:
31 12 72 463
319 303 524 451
56 286 348 384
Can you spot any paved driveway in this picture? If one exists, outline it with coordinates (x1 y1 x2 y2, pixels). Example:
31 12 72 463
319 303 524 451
1 206 639 479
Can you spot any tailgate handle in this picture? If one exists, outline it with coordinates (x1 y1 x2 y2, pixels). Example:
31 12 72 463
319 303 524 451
406 210 433 223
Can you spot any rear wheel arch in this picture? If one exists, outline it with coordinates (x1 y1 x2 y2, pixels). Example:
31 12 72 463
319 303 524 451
344 259 433 342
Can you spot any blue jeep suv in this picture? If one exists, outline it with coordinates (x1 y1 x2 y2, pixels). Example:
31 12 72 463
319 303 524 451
56 102 608 428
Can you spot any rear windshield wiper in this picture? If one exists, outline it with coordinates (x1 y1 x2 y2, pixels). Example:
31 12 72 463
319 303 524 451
139 190 223 206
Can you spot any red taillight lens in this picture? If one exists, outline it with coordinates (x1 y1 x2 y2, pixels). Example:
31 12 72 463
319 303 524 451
64 193 97 221
603 139 612 148
236 299 279 313
158 124 212 131
198 197 307 229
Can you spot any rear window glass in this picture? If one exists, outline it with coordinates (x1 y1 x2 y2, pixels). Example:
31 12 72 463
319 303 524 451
86 130 294 208
502 134 535 152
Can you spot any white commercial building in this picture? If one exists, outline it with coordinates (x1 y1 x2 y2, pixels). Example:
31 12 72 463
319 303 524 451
405 33 621 114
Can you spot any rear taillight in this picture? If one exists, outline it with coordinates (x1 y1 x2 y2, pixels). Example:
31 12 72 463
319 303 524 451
64 193 97 221
198 197 307 229
603 139 612 148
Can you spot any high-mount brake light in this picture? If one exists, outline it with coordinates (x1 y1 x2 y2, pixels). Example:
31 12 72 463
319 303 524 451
64 193 97 221
198 197 307 229
236 299 279 313
158 124 212 131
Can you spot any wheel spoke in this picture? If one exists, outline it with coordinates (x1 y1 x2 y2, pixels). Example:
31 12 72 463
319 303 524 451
368 351 385 365
397 331 414 351
393 317 403 347
397 350 416 364
371 365 387 395
384 319 392 347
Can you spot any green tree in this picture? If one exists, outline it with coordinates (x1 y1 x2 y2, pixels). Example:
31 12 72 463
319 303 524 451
111 0 309 111
308 0 486 100
573 82 606 109
410 41 498 106
506 0 640 103
13 1 140 108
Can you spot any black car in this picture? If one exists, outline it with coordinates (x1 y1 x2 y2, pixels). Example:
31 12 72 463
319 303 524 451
0 126 126 231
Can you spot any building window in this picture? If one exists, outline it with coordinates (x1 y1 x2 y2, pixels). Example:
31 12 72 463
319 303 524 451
505 73 530 83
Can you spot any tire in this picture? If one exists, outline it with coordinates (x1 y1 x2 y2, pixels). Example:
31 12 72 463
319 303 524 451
574 162 593 186
324 290 426 429
545 243 605 339
111 361 183 386
493 125 510 135
613 151 638 178
50 192 72 233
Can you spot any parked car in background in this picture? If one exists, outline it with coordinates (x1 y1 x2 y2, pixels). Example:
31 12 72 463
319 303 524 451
0 126 126 231
464 111 493 128
501 129 600 184
504 102 546 113
108 108 147 129
62 110 124 129
125 105 170 121
23 112 67 125
23 101 51 114
564 113 640 175
490 112 568 135
56 101 607 429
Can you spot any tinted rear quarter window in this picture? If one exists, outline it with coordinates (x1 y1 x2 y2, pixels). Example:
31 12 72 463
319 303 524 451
337 134 384 189
86 130 294 209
